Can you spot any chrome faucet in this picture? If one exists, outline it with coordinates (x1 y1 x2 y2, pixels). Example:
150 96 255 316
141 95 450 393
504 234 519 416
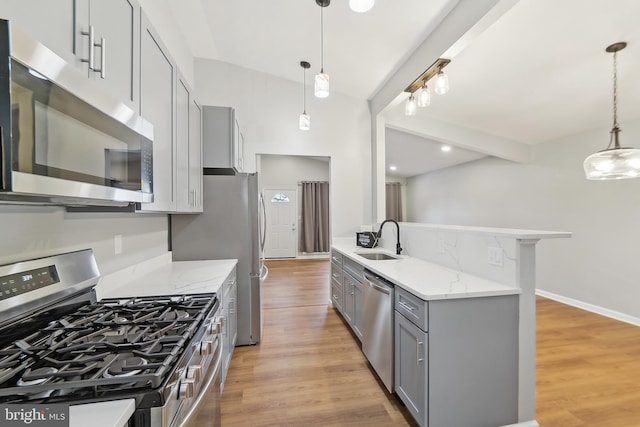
377 219 403 255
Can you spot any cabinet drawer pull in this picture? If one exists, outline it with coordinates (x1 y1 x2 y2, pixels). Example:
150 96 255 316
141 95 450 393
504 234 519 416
399 301 416 312
416 339 424 366
332 272 339 279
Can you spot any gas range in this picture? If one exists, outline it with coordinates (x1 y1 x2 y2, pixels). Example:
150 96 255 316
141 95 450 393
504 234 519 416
0 250 222 427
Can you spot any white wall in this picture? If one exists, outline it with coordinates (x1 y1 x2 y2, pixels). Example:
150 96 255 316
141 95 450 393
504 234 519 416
195 58 372 238
0 206 168 275
406 119 640 319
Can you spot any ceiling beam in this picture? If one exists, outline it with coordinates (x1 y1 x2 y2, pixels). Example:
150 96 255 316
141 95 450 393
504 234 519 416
385 112 532 163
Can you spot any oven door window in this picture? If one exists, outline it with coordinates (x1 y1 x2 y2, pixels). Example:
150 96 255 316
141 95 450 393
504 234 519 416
10 59 151 192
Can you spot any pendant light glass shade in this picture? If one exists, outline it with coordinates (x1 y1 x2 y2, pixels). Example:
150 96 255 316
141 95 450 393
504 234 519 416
405 94 417 116
349 0 374 13
583 42 640 180
314 72 330 98
299 113 311 131
417 82 431 107
434 70 449 95
584 128 640 179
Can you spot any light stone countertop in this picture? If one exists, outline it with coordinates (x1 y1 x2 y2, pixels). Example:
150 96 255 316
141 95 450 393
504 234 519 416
332 242 520 300
97 257 238 299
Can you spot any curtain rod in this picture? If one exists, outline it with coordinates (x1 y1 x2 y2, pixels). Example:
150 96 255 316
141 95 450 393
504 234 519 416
298 181 329 184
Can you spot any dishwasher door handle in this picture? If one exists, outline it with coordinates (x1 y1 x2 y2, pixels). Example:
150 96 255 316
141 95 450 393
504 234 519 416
363 272 391 295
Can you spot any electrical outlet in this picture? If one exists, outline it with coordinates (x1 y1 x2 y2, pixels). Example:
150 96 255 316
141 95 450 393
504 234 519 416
114 234 123 255
488 246 503 267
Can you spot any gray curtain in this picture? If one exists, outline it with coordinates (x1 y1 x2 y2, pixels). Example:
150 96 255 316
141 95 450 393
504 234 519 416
386 182 403 222
299 181 330 253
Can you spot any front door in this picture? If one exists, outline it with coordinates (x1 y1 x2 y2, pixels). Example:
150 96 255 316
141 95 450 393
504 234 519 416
263 189 297 258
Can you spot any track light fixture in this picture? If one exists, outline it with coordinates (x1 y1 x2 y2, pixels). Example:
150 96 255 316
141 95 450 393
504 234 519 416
403 58 450 116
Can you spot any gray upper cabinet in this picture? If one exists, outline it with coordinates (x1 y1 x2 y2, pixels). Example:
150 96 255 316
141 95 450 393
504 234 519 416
1 0 76 65
203 106 244 172
175 76 191 213
188 99 203 212
138 12 176 213
78 0 140 110
1 0 140 111
175 73 203 214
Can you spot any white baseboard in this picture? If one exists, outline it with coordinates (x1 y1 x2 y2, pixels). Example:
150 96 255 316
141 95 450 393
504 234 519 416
502 421 539 427
536 289 640 327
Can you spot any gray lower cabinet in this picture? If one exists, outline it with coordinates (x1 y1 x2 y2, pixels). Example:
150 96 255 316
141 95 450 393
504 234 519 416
330 250 344 312
221 268 237 392
330 251 364 340
395 312 427 419
394 286 519 427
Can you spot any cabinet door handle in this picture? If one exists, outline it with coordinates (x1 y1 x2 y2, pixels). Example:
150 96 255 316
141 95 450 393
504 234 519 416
98 37 106 78
81 25 96 70
416 339 424 366
399 301 415 312
91 37 106 79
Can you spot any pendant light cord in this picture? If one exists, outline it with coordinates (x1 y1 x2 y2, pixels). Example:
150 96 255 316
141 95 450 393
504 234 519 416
613 50 618 129
607 49 621 150
303 67 307 114
320 7 325 72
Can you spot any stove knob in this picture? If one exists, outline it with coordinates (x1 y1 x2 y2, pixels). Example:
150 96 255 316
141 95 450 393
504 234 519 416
186 365 202 382
200 340 214 355
209 319 222 334
178 379 195 400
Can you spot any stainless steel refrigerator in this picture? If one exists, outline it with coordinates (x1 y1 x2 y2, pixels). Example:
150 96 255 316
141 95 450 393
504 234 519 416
170 172 267 345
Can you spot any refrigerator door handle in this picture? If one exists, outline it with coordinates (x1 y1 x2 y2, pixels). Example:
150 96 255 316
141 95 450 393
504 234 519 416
259 192 267 252
259 264 269 282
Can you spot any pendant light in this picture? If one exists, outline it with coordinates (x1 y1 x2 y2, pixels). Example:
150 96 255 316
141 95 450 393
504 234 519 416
349 0 374 13
584 42 640 180
434 65 449 95
404 93 417 116
417 80 431 108
299 61 311 131
314 0 330 98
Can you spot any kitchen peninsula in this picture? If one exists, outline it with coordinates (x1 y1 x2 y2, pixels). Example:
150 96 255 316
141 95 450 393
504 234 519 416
332 222 571 427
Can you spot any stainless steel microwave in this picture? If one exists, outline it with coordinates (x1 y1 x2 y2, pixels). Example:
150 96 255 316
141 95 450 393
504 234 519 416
0 20 153 206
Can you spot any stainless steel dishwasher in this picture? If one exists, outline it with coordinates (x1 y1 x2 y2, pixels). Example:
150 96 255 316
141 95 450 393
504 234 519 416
362 269 395 392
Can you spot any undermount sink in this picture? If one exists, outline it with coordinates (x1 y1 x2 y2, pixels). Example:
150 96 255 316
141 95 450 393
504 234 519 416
357 252 398 261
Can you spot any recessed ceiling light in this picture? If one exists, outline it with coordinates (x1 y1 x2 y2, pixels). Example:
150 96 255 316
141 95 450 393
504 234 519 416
389 165 397 171
441 145 451 152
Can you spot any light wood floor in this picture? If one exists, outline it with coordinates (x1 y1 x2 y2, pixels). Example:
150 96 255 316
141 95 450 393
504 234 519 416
221 259 640 426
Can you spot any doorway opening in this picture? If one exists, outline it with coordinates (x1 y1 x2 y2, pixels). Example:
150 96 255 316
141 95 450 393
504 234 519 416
257 154 331 259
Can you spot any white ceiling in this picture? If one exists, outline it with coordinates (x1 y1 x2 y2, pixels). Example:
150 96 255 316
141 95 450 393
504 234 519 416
169 0 640 177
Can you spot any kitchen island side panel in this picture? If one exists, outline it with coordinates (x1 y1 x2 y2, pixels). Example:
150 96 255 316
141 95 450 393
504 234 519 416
429 295 519 427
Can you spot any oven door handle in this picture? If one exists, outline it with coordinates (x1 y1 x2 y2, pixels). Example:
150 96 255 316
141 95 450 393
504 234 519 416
177 336 222 427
